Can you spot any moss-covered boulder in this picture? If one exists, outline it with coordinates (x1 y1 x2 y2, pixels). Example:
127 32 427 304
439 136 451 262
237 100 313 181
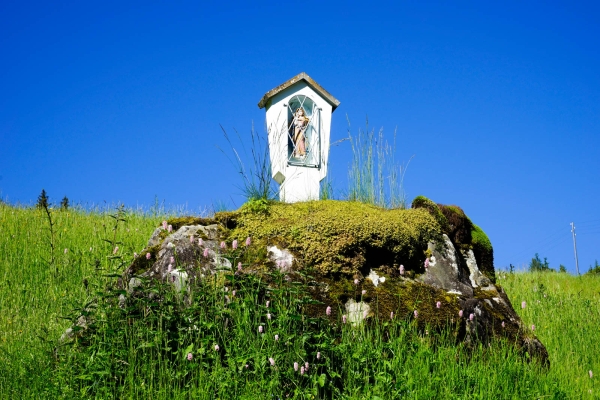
121 198 547 366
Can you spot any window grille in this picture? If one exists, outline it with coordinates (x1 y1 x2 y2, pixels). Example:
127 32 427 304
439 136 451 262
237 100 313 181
287 95 321 168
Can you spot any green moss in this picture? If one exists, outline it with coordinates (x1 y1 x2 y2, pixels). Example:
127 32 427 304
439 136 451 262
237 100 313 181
127 244 162 275
471 224 495 282
167 216 217 231
438 205 473 247
228 200 442 276
411 196 449 233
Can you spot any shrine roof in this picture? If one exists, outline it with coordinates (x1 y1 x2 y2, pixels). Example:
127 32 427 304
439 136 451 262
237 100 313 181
258 72 340 111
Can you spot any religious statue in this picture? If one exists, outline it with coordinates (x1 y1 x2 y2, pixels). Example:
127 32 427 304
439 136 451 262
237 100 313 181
292 107 309 158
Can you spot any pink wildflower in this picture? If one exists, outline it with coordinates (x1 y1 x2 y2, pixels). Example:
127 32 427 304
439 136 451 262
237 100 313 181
232 290 236 296
294 362 299 371
170 256 175 264
317 351 321 359
362 290 366 295
531 324 535 331
501 321 505 328
146 253 151 260
274 334 279 341
245 364 249 369
399 265 405 275
354 278 359 285
237 262 242 272
232 239 238 249
436 301 441 309
326 306 332 316
167 264 172 272
266 300 270 308
190 235 194 243
305 362 309 371
424 258 429 268
390 311 394 320
214 344 219 351
187 353 193 361
167 225 172 233
521 301 526 309
269 357 275 366
469 313 474 321
245 236 251 246
342 315 347 324
267 313 271 320
203 248 209 258
300 366 305 375
220 241 226 249
198 238 203 246
258 326 263 333
590 370 593 379
113 246 118 254
459 310 463 318
414 310 418 318
162 220 167 230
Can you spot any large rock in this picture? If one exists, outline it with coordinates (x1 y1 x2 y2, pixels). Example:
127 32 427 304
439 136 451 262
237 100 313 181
121 198 548 366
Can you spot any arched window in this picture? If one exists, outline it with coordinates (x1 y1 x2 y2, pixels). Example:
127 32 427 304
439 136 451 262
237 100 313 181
287 95 321 168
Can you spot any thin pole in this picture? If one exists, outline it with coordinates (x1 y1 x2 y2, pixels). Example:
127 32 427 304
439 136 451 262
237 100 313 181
571 222 580 275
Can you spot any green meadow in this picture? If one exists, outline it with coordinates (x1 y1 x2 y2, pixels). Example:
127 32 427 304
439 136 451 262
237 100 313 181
0 202 598 399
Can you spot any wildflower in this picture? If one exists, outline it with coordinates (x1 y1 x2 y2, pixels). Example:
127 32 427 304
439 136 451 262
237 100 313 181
267 313 272 320
294 362 299 371
521 301 526 309
317 352 321 359
224 286 229 292
134 252 138 258
203 248 209 258
326 306 332 316
259 326 263 333
214 344 219 351
274 334 279 341
363 309 368 319
501 321 505 328
305 362 309 371
531 324 535 331
198 238 203 246
245 237 251 246
361 290 366 296
167 224 173 232
414 310 418 318
459 310 463 318
146 253 151 260
162 220 168 230
237 262 242 272
424 258 429 268
232 290 236 296
170 256 175 264
232 239 238 249
399 265 405 275
342 315 347 324
266 300 270 308
300 366 305 375
390 311 394 320
590 370 593 379
436 301 441 309
64 248 68 254
113 246 119 254
269 357 275 366
354 278 359 285
245 364 249 369
167 264 172 272
190 235 194 243
187 353 193 361
220 241 226 249
469 313 474 321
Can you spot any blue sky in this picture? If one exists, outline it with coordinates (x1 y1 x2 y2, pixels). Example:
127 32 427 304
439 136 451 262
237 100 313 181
1 1 599 273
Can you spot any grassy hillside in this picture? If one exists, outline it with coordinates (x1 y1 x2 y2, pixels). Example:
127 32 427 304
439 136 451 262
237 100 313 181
0 203 598 398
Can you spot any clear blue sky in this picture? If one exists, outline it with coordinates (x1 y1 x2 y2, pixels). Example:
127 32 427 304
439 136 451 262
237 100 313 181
1 1 599 273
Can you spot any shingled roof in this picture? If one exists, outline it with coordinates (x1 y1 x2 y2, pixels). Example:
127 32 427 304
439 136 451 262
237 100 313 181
257 72 340 111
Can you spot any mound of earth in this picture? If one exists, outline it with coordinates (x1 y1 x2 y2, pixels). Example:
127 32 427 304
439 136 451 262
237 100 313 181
120 197 548 366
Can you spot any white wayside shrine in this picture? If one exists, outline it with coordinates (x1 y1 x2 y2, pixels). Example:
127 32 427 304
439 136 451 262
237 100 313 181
258 72 340 203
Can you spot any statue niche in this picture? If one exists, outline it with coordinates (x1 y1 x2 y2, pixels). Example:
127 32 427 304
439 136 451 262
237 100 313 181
287 95 320 167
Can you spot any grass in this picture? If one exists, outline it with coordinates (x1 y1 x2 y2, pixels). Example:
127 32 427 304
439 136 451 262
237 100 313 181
0 202 599 398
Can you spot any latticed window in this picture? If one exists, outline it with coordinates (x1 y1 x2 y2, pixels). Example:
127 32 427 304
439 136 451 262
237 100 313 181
287 95 321 168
